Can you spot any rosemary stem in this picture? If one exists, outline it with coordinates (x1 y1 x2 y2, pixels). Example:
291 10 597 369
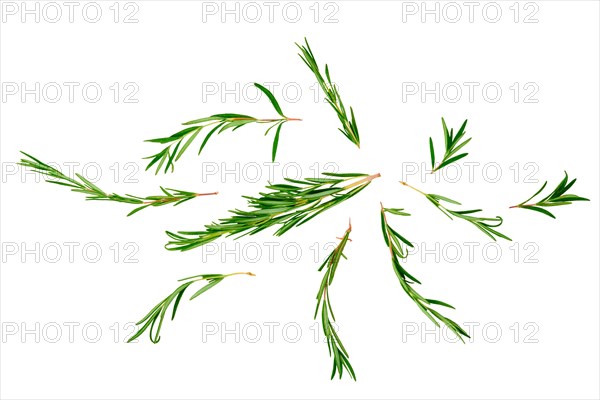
142 191 218 204
194 191 219 197
380 203 395 258
399 181 427 196
224 272 256 278
343 173 381 190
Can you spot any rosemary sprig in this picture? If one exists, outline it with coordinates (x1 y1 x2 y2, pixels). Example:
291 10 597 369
18 152 216 216
400 181 511 241
315 222 356 381
429 118 470 173
144 83 300 173
165 172 380 251
380 204 470 342
128 272 255 343
510 171 589 218
296 38 360 148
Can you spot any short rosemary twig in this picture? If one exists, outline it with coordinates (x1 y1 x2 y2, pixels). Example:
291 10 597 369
429 118 471 173
296 38 360 148
380 204 470 342
144 83 301 173
18 152 217 216
315 221 356 381
165 172 380 251
510 171 589 218
400 181 511 241
128 272 255 343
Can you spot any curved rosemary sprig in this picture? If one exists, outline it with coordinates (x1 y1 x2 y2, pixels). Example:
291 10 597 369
18 152 216 216
315 222 356 381
400 181 511 241
165 172 380 251
296 38 360 148
510 171 589 218
380 204 470 342
429 118 471 173
144 83 300 174
128 272 255 344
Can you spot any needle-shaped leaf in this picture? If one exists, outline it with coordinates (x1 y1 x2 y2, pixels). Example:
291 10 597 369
430 118 471 173
296 38 360 148
129 272 254 343
254 83 286 118
314 223 356 380
165 172 380 251
380 205 469 343
272 122 283 162
511 171 589 218
401 181 511 242
19 152 217 217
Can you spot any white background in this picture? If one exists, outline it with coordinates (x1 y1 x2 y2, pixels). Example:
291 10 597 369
1 1 599 399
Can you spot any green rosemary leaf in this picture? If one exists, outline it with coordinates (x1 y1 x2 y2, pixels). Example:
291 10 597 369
129 272 254 343
521 205 556 219
384 208 411 216
145 95 300 173
165 173 379 252
430 118 471 173
255 83 286 118
380 205 469 342
436 153 468 171
198 122 225 156
429 137 435 169
296 38 360 148
426 299 456 309
182 116 222 125
429 194 461 205
127 204 151 217
401 181 511 241
511 171 589 218
272 122 283 162
19 152 216 217
315 223 356 381
189 278 223 300
171 288 187 321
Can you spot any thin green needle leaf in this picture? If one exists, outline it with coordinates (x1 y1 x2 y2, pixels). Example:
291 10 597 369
19 152 216 217
129 272 254 343
380 205 469 342
255 83 286 118
314 223 355 380
429 137 435 170
511 172 589 218
431 118 471 172
272 122 283 162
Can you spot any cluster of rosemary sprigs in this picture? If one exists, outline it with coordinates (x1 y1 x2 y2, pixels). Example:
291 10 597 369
19 38 589 382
